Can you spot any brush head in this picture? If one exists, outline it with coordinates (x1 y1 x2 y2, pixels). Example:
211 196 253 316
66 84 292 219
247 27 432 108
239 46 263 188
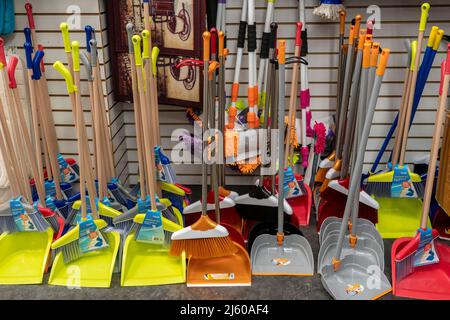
170 236 238 259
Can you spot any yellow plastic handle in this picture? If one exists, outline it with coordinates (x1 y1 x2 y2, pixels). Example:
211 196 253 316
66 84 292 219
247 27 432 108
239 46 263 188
60 23 71 53
370 42 380 67
142 30 150 59
71 41 80 72
358 29 367 50
427 26 438 47
363 42 371 68
419 3 430 32
0 62 3 70
376 48 390 76
433 29 444 51
152 46 159 77
410 41 417 71
278 39 286 64
203 31 211 62
53 61 76 93
132 35 142 66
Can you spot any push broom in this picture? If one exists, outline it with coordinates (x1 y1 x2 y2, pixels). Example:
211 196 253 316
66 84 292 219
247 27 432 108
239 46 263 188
170 32 237 259
392 47 450 300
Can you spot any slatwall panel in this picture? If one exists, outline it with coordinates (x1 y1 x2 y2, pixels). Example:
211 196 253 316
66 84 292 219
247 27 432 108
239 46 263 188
2 0 128 182
121 0 450 185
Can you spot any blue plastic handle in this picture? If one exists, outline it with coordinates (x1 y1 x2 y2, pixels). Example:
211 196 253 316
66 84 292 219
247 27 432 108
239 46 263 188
24 42 33 69
85 25 94 52
24 28 33 49
32 50 44 80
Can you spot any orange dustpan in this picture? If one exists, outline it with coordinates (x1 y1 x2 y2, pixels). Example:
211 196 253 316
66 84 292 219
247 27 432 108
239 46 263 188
186 242 251 287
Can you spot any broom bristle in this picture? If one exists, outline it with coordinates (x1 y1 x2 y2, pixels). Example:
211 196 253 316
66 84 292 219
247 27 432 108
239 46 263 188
170 236 238 259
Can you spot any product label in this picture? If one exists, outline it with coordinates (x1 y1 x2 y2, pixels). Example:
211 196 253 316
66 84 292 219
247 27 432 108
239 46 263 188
137 195 151 213
391 165 417 198
78 218 109 254
154 147 167 182
345 284 365 296
57 153 77 183
414 228 440 267
135 209 165 244
45 180 57 198
271 258 291 266
10 197 37 232
203 273 235 280
283 167 304 199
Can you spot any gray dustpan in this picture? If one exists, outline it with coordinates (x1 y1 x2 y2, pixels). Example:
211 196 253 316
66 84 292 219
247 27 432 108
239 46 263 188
320 49 391 299
251 43 314 276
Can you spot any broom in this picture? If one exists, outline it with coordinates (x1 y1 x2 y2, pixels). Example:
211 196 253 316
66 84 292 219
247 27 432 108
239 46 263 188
170 32 237 259
365 3 430 198
394 46 450 284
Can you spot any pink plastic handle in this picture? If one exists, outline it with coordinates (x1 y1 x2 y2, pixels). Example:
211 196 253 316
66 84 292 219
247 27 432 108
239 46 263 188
295 22 303 47
446 43 450 75
300 89 310 109
7 56 18 89
0 38 5 66
301 146 309 168
37 44 45 72
25 3 36 30
366 19 374 35
306 111 313 138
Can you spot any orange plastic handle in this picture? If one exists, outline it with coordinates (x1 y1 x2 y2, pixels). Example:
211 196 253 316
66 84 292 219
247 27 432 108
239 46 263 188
358 29 367 50
339 10 346 35
218 31 225 57
203 32 211 62
278 40 286 64
376 48 390 76
354 15 362 39
363 42 371 68
371 42 380 67
348 25 355 46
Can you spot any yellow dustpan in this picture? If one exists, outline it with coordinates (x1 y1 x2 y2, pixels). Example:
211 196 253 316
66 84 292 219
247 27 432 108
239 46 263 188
0 228 53 285
120 214 186 286
48 219 120 288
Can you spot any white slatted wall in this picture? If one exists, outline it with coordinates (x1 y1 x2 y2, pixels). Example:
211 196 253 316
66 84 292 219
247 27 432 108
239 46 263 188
3 0 129 183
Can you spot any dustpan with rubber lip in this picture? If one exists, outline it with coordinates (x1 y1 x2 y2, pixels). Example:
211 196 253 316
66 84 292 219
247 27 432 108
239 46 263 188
120 213 186 286
0 202 54 285
251 40 314 277
317 178 378 231
48 219 120 288
187 241 251 287
391 46 450 300
321 48 392 300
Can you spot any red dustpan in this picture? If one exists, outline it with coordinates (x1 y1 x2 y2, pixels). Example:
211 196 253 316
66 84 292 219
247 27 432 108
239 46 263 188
317 178 378 231
391 229 450 300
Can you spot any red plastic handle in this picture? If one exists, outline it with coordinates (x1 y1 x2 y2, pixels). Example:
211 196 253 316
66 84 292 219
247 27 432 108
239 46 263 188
295 22 303 47
37 44 46 72
7 56 18 89
176 58 203 69
25 3 36 30
0 38 5 66
210 28 218 56
446 43 450 75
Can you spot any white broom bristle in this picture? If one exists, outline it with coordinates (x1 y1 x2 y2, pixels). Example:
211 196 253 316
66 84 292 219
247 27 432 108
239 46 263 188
313 2 345 21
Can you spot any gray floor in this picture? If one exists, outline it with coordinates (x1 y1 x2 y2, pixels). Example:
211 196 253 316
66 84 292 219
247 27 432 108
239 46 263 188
0 186 400 300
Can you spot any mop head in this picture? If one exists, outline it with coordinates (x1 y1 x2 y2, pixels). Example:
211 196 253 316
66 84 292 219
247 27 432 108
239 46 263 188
314 122 327 154
312 0 345 21
170 215 238 259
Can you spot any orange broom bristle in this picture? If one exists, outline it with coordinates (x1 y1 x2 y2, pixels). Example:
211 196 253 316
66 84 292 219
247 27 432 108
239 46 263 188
170 236 238 259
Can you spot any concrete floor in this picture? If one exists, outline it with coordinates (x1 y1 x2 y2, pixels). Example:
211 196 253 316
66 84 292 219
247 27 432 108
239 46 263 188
0 186 401 300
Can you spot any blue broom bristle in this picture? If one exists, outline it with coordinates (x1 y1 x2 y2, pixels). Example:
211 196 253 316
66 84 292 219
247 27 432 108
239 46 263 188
130 183 140 198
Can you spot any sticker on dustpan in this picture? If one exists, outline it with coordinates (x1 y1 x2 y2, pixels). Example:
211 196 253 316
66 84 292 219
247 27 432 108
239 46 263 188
204 273 235 280
272 258 291 266
391 165 417 198
136 209 165 244
78 218 109 253
283 167 304 199
10 197 37 232
414 228 440 267
345 284 364 296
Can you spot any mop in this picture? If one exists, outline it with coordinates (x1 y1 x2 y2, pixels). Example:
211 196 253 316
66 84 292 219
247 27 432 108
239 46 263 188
392 47 450 300
313 0 345 21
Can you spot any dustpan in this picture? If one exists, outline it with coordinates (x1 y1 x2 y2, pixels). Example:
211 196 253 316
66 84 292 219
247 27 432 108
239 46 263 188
251 40 314 277
317 178 379 231
321 48 392 300
392 45 450 300
48 219 120 288
120 214 186 286
187 242 251 287
0 200 53 285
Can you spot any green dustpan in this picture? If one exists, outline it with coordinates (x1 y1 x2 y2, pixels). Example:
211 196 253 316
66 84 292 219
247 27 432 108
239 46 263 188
120 214 186 286
376 197 430 239
0 228 53 285
48 220 120 288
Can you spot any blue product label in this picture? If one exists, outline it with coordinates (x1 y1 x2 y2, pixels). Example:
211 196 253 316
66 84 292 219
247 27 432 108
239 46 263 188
135 209 165 244
154 147 167 182
10 197 37 232
283 167 303 199
45 195 58 212
57 153 75 183
137 195 151 213
391 165 417 198
78 218 109 254
45 180 57 198
414 228 439 267
101 196 111 207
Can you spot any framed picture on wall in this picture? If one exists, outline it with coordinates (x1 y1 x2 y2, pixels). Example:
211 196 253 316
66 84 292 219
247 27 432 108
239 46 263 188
107 0 205 107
